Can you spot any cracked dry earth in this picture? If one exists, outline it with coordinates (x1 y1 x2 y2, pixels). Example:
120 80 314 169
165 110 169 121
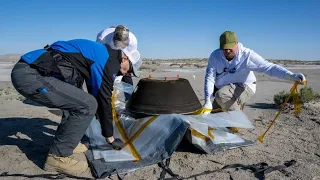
0 66 320 180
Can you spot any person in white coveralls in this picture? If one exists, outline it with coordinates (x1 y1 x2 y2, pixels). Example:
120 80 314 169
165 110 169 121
203 31 306 113
96 25 142 100
96 25 138 52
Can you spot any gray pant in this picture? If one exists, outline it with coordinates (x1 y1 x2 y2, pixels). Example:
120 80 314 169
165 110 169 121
212 83 254 111
11 61 98 157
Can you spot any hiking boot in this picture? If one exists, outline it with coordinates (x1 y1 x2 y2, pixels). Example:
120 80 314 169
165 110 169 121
73 143 88 154
43 154 88 175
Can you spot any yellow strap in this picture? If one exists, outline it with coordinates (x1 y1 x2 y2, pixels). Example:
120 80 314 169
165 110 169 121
123 115 158 147
208 127 215 139
189 108 211 115
293 87 301 116
190 128 211 142
111 92 141 161
189 107 228 115
258 81 306 143
190 127 216 142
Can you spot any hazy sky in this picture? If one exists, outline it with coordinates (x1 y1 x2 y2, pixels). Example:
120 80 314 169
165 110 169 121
0 0 319 60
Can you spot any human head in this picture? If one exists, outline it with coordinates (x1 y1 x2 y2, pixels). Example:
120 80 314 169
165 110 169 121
220 31 238 60
119 54 131 76
113 25 130 49
120 49 141 77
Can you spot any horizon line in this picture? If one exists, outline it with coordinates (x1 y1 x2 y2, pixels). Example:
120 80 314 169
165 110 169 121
0 53 319 62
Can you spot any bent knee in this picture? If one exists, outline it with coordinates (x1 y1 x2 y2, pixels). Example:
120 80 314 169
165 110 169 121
215 88 232 103
214 88 235 110
80 96 98 116
87 96 98 115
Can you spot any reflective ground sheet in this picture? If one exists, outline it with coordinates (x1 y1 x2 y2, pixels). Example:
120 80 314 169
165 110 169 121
84 81 255 178
84 111 255 178
85 114 189 178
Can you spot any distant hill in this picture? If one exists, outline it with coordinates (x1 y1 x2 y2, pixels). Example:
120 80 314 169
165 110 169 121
268 59 320 65
0 53 319 65
0 54 22 63
142 58 320 65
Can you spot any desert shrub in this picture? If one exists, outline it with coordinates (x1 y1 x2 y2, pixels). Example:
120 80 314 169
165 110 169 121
170 63 180 67
273 86 320 106
273 90 292 106
16 95 25 101
300 86 314 103
152 61 160 65
180 63 192 68
139 66 149 70
194 64 207 68
139 65 157 72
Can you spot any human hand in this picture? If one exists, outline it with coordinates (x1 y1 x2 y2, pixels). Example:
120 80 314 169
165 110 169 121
201 101 213 115
106 137 124 150
292 73 306 83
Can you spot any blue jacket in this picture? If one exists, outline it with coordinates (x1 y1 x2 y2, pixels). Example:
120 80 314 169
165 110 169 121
21 39 122 137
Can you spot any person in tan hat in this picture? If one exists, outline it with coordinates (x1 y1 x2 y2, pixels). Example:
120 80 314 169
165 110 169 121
203 31 306 114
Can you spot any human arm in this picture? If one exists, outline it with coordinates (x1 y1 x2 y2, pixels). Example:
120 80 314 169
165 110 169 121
92 52 124 149
203 53 216 109
246 51 306 82
94 65 114 139
95 74 124 150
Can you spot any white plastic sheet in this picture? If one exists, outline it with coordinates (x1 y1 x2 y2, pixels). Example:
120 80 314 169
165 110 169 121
85 114 186 162
85 78 255 163
185 111 254 128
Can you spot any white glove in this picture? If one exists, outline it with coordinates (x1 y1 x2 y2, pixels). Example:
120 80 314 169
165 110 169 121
291 73 306 83
203 100 212 109
202 101 213 115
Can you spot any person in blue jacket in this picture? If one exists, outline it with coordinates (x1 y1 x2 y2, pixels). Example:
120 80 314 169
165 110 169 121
11 39 141 175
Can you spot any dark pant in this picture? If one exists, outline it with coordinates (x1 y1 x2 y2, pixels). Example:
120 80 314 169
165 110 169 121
11 61 98 157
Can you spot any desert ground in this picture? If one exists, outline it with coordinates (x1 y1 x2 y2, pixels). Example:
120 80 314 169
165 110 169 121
0 57 319 180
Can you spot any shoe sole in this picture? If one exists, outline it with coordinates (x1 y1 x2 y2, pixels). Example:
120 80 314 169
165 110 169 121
43 164 88 176
72 149 88 154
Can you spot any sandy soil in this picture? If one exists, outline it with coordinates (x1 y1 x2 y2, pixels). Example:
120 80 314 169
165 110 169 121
0 60 319 180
